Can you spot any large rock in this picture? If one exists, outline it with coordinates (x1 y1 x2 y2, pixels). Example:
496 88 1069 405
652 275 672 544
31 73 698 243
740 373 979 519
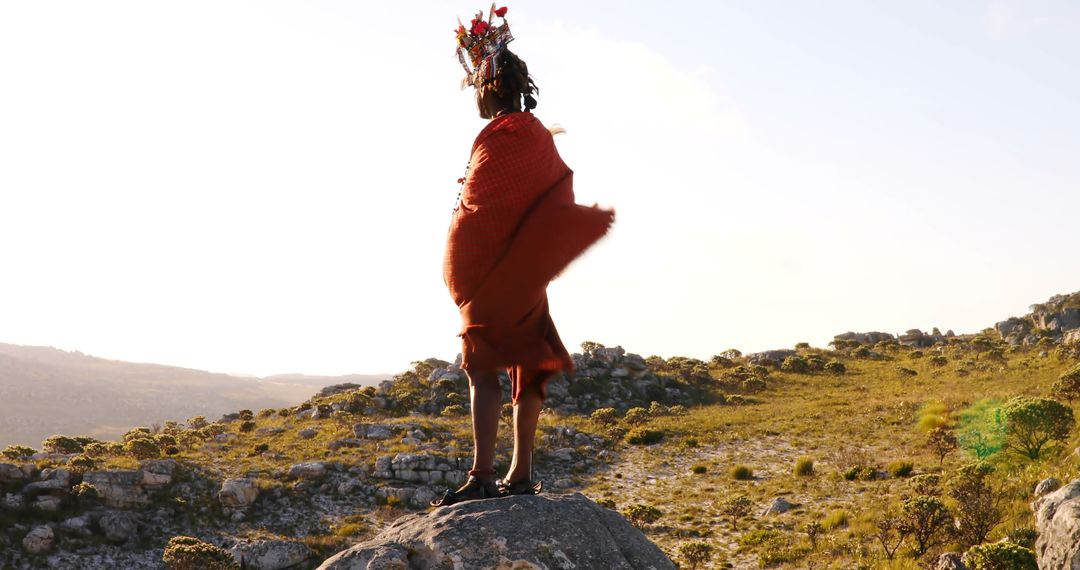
24 467 72 492
139 459 177 489
219 478 259 508
82 470 150 509
231 539 313 570
0 463 30 483
933 552 967 570
22 526 54 554
99 510 140 543
316 493 674 570
1033 479 1080 568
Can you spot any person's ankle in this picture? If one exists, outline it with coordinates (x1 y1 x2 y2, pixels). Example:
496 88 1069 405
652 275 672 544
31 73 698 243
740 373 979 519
468 468 496 483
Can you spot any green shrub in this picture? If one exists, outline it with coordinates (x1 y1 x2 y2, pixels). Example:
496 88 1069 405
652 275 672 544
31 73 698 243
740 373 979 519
1001 396 1075 460
237 410 254 421
67 454 96 474
668 404 688 416
793 456 814 476
691 464 708 475
647 401 668 416
962 542 1037 570
595 497 616 509
781 356 809 374
887 460 915 478
162 536 239 570
718 496 752 529
758 541 810 567
257 408 276 418
853 346 872 358
1005 527 1038 549
1 445 36 460
622 503 663 529
122 427 152 442
440 404 466 417
910 473 942 495
590 407 618 425
678 541 714 570
623 407 650 426
929 355 948 367
824 361 846 375
897 366 918 377
737 529 785 548
251 443 269 455
625 428 664 445
843 465 877 481
730 464 754 480
124 437 161 460
238 421 256 433
1051 363 1080 403
41 435 83 454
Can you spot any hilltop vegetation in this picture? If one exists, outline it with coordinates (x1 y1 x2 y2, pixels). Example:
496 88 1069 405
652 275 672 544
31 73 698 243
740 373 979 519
3 293 1080 568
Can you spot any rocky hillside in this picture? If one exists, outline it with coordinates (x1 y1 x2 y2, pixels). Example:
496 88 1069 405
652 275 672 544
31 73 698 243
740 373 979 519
0 343 390 448
2 290 1080 569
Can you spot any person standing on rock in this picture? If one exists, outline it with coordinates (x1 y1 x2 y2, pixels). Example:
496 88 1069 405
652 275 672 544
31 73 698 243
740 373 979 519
435 5 615 506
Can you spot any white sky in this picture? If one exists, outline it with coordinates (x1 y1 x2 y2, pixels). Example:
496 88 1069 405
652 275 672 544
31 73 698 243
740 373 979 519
2 1 1079 376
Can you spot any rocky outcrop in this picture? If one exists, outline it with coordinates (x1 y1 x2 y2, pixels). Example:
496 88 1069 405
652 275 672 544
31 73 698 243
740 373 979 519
933 552 967 570
21 526 54 554
833 331 896 346
316 493 674 570
219 478 259 508
1032 479 1080 568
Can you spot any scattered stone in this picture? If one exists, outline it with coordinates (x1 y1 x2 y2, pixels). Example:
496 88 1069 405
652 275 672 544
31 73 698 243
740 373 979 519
231 539 312 570
761 497 796 516
298 428 318 439
23 467 71 492
60 515 93 538
32 495 63 512
22 526 54 554
219 478 259 508
317 493 674 570
328 438 363 451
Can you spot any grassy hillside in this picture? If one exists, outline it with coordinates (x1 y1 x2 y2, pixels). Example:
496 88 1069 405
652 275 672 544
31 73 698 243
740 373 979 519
4 329 1080 568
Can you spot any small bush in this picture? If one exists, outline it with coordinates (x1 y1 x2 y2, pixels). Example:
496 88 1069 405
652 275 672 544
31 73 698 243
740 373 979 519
668 404 688 416
238 421 257 433
897 366 918 377
793 456 814 476
124 437 161 460
691 464 708 475
1 445 36 460
1006 527 1038 549
929 355 949 367
164 445 181 455
623 407 650 426
843 465 877 481
647 401 668 416
440 404 466 417
590 407 618 425
738 529 785 548
162 536 239 570
678 541 714 570
595 497 617 509
962 542 1037 570
623 503 663 529
237 409 254 421
67 454 96 474
821 509 849 530
910 473 942 495
853 346 872 358
625 428 664 445
257 408 276 418
41 435 83 454
730 465 754 480
824 360 846 375
251 443 269 455
887 460 915 478
123 427 152 442
781 356 809 374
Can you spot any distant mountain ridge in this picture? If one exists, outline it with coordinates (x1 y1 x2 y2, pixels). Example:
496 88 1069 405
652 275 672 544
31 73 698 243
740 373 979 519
0 343 390 448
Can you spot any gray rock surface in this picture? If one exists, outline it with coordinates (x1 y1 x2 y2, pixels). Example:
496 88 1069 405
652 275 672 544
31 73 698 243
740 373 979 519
231 539 313 570
316 493 674 570
1035 477 1062 498
22 525 54 554
1033 479 1080 569
933 552 967 570
99 510 140 543
760 497 796 516
219 478 259 508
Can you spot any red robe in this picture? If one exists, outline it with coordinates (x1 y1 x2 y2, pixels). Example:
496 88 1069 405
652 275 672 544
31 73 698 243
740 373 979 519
443 112 614 402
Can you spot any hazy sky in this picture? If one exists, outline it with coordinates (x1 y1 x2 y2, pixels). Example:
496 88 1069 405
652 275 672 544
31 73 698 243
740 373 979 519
2 1 1079 376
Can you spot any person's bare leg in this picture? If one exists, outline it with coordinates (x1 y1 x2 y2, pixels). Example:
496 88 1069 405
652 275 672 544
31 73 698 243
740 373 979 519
505 381 544 483
468 370 502 481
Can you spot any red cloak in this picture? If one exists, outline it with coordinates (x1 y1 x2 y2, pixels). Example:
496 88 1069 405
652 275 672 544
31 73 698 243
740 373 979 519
443 112 614 402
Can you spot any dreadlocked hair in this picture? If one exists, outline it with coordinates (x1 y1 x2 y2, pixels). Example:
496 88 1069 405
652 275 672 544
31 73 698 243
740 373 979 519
484 49 538 112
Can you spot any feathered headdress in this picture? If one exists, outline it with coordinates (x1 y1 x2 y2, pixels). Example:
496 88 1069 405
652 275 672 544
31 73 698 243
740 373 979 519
454 4 513 90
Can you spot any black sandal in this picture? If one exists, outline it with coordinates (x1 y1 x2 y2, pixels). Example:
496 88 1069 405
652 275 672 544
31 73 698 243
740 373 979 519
497 478 543 496
430 475 501 507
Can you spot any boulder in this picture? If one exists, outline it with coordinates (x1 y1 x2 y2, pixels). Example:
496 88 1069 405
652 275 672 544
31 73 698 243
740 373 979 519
1035 477 1062 498
2 492 25 511
316 493 674 569
60 514 94 538
288 462 329 480
0 463 29 483
933 552 967 570
298 428 318 439
139 459 177 489
32 495 63 512
22 525 54 554
761 497 796 516
231 539 313 570
82 470 150 509
1033 479 1080 568
23 467 71 492
219 478 259 508
98 511 140 543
